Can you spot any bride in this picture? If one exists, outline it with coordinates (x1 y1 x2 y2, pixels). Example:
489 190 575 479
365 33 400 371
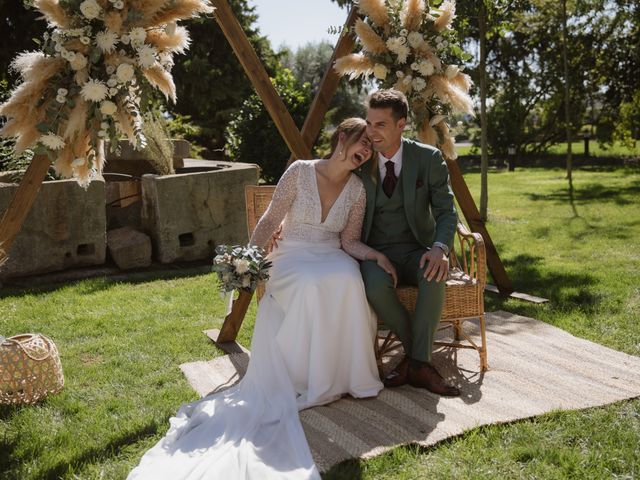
128 118 397 479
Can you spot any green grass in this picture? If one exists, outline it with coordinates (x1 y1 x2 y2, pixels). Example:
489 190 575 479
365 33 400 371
457 140 640 158
1 166 639 479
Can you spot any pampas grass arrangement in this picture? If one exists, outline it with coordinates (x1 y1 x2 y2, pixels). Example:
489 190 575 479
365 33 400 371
335 0 473 160
0 0 213 186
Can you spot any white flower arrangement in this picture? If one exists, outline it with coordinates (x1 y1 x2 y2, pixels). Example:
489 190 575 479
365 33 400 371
335 0 474 160
212 245 272 295
0 0 213 186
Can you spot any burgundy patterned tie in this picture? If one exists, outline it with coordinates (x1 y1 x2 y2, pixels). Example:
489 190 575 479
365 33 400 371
382 160 397 198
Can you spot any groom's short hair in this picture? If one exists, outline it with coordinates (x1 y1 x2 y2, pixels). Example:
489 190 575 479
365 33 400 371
367 89 409 121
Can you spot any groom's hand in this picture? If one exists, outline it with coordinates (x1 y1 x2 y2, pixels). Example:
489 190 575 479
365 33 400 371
420 247 449 282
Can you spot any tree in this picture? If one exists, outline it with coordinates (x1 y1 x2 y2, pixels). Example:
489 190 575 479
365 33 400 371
224 68 313 183
167 0 280 157
279 40 368 155
0 1 46 84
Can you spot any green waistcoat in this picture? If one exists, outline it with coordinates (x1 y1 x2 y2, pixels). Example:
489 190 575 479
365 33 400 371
368 171 417 247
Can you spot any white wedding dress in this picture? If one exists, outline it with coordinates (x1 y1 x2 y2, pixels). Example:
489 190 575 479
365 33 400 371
128 160 383 480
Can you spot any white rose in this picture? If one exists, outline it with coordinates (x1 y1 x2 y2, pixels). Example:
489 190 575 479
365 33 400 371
80 0 101 20
241 275 251 288
100 100 117 116
373 63 388 80
70 53 88 71
57 88 68 96
234 258 250 274
106 65 116 74
116 63 135 83
56 95 66 103
412 77 426 91
107 77 118 87
407 32 424 48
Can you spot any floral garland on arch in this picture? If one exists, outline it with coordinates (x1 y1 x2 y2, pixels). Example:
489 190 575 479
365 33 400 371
0 0 213 186
335 0 474 160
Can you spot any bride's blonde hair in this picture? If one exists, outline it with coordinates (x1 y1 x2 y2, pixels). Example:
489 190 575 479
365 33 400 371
325 117 367 159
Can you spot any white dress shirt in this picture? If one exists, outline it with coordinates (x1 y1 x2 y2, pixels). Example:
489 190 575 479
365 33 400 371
377 144 403 179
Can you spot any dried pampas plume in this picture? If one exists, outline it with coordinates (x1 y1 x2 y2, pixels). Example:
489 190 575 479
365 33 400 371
434 0 456 32
427 75 474 116
401 0 426 31
150 0 214 26
417 115 438 146
34 0 70 28
358 0 389 29
146 26 191 54
143 66 177 103
354 19 387 54
334 54 374 80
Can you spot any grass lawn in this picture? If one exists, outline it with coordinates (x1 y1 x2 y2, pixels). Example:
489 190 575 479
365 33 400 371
457 140 640 158
1 165 639 479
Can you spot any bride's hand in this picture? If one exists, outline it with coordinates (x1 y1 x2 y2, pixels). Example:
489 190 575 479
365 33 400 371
266 224 283 253
376 253 398 288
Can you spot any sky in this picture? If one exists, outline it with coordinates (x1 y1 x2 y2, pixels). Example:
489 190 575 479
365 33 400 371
250 0 348 51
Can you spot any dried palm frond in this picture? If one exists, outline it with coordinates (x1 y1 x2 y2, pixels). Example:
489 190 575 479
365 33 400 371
146 26 190 53
143 66 177 102
334 54 374 80
354 19 387 54
34 0 70 28
434 0 456 32
150 0 214 26
401 0 425 31
358 0 389 29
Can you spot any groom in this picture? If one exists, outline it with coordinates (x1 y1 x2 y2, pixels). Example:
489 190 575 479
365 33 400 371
357 89 460 396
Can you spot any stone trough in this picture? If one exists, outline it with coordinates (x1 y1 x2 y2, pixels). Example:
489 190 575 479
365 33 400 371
0 154 260 281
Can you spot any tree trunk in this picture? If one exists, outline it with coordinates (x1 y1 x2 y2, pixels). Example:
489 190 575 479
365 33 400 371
479 1 489 222
561 0 574 194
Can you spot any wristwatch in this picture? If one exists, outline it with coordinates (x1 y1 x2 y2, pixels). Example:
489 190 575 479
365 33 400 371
432 242 450 256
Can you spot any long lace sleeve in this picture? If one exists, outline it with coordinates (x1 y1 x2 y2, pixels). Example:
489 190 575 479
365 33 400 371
340 185 374 260
249 161 300 249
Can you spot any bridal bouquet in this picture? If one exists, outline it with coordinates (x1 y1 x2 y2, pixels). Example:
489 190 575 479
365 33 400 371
0 0 213 186
335 0 473 160
212 245 272 295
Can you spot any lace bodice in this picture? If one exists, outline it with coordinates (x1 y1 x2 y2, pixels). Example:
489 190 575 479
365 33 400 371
250 160 373 260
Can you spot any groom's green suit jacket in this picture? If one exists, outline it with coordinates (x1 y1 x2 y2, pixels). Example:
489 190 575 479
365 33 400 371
355 138 458 251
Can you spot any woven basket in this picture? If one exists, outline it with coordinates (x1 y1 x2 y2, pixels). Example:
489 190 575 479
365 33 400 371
0 334 64 405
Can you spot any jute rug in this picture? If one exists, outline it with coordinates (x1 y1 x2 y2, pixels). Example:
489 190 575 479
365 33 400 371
180 311 640 472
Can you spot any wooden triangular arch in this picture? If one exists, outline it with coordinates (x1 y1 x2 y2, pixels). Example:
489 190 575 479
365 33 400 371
0 0 514 319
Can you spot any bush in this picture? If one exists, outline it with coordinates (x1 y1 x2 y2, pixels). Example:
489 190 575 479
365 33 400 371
224 69 312 183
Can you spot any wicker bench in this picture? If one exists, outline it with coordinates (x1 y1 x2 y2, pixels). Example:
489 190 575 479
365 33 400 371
244 185 488 375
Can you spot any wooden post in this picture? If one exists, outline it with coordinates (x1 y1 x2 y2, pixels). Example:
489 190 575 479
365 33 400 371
216 290 253 343
212 0 311 160
0 155 51 265
288 6 360 165
446 159 513 294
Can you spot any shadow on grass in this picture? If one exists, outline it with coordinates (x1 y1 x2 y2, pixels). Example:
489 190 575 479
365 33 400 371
0 417 164 480
487 253 602 317
0 264 212 300
526 179 640 206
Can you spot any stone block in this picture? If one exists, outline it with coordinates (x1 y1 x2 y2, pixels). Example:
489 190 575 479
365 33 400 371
141 161 259 263
107 227 152 270
0 178 106 280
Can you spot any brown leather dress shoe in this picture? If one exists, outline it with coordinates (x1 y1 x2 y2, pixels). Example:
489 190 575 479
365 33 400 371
383 356 410 388
408 363 461 396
